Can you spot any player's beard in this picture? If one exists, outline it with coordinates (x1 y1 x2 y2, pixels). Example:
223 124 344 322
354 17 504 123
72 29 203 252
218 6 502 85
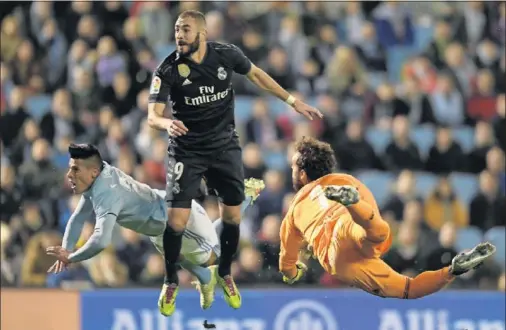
293 178 304 192
178 33 201 57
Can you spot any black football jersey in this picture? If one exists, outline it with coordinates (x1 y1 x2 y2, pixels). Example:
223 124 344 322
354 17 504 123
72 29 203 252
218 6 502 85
148 41 252 155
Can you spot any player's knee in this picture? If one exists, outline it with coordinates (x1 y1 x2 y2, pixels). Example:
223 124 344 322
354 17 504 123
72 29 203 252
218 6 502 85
220 204 241 225
167 207 191 232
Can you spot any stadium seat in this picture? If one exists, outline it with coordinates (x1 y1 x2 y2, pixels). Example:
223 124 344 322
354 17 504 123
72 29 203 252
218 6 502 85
414 171 438 198
234 96 255 122
263 151 287 171
267 96 288 117
411 125 435 159
484 226 506 269
386 46 418 82
25 95 52 120
365 128 391 154
356 170 395 207
414 25 434 52
452 127 475 153
449 173 478 205
155 43 176 63
455 226 483 252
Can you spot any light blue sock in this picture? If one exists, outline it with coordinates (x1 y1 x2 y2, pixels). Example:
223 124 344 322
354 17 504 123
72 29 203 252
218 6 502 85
180 259 211 284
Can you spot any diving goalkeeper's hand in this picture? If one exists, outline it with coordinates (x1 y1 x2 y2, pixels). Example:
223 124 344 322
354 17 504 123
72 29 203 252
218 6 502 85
282 261 307 285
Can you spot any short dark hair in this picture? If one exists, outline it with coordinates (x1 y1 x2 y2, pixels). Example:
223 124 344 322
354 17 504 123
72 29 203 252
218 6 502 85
178 10 206 25
295 137 337 181
68 143 103 166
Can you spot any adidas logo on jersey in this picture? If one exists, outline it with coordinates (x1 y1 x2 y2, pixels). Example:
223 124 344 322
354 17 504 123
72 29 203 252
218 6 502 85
182 79 192 86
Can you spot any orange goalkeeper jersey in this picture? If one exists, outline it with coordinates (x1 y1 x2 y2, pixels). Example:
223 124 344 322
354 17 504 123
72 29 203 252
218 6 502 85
279 173 391 279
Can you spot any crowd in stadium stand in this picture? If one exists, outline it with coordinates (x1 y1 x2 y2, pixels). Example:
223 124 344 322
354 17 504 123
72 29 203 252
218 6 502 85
0 1 504 290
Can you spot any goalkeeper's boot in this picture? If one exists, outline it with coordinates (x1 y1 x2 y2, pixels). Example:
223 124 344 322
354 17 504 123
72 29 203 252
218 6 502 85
218 273 242 309
324 185 360 206
192 265 218 310
450 242 496 275
244 178 265 205
158 283 179 316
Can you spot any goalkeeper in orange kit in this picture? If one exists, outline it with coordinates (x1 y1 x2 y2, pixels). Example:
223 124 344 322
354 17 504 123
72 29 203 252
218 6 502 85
279 137 496 298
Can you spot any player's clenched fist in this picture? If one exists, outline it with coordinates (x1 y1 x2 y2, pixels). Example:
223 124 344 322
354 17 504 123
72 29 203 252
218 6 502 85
167 119 188 137
283 261 307 285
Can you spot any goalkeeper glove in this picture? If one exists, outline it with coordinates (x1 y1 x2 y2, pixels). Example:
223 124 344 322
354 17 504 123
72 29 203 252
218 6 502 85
282 261 307 285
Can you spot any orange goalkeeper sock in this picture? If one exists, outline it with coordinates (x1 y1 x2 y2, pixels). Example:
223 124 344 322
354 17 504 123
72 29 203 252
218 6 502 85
406 267 455 299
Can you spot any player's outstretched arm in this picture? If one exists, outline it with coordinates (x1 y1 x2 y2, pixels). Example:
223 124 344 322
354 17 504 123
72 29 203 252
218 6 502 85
66 214 117 263
61 196 94 251
245 64 323 121
279 211 305 281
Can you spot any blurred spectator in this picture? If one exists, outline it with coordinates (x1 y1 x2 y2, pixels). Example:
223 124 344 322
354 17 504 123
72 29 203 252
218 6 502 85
20 230 62 286
1 223 16 286
372 2 414 48
425 126 467 174
383 116 423 171
317 94 345 144
256 214 281 271
398 77 436 125
77 15 100 48
467 121 495 173
0 86 30 148
402 55 438 94
205 11 225 42
278 16 309 76
310 24 338 76
102 71 137 117
485 147 506 194
443 42 476 97
96 36 127 88
343 2 367 45
1 15 23 63
254 170 286 231
326 46 368 99
139 253 165 286
11 39 43 87
382 170 422 221
492 94 505 152
426 20 453 69
89 250 129 287
116 228 153 283
242 143 267 180
467 69 497 121
40 88 85 144
370 83 410 128
263 47 295 91
383 222 422 276
38 18 68 91
138 1 172 49
98 1 129 43
470 170 505 231
354 21 387 73
423 222 458 271
424 176 469 231
333 120 378 171
0 164 23 222
245 98 284 151
429 73 466 127
19 138 63 201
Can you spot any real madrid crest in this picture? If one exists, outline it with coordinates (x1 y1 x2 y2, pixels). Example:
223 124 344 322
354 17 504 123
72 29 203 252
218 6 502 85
178 64 191 78
217 67 227 80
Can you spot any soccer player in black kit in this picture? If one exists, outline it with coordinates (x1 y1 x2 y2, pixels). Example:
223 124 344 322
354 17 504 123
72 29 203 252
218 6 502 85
147 10 322 316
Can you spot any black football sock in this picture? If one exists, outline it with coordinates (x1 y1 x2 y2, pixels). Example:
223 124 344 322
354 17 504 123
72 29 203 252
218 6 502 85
163 225 183 285
218 222 240 278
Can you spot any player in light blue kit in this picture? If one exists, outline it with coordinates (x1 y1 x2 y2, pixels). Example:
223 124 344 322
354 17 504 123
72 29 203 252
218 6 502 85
46 143 264 311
